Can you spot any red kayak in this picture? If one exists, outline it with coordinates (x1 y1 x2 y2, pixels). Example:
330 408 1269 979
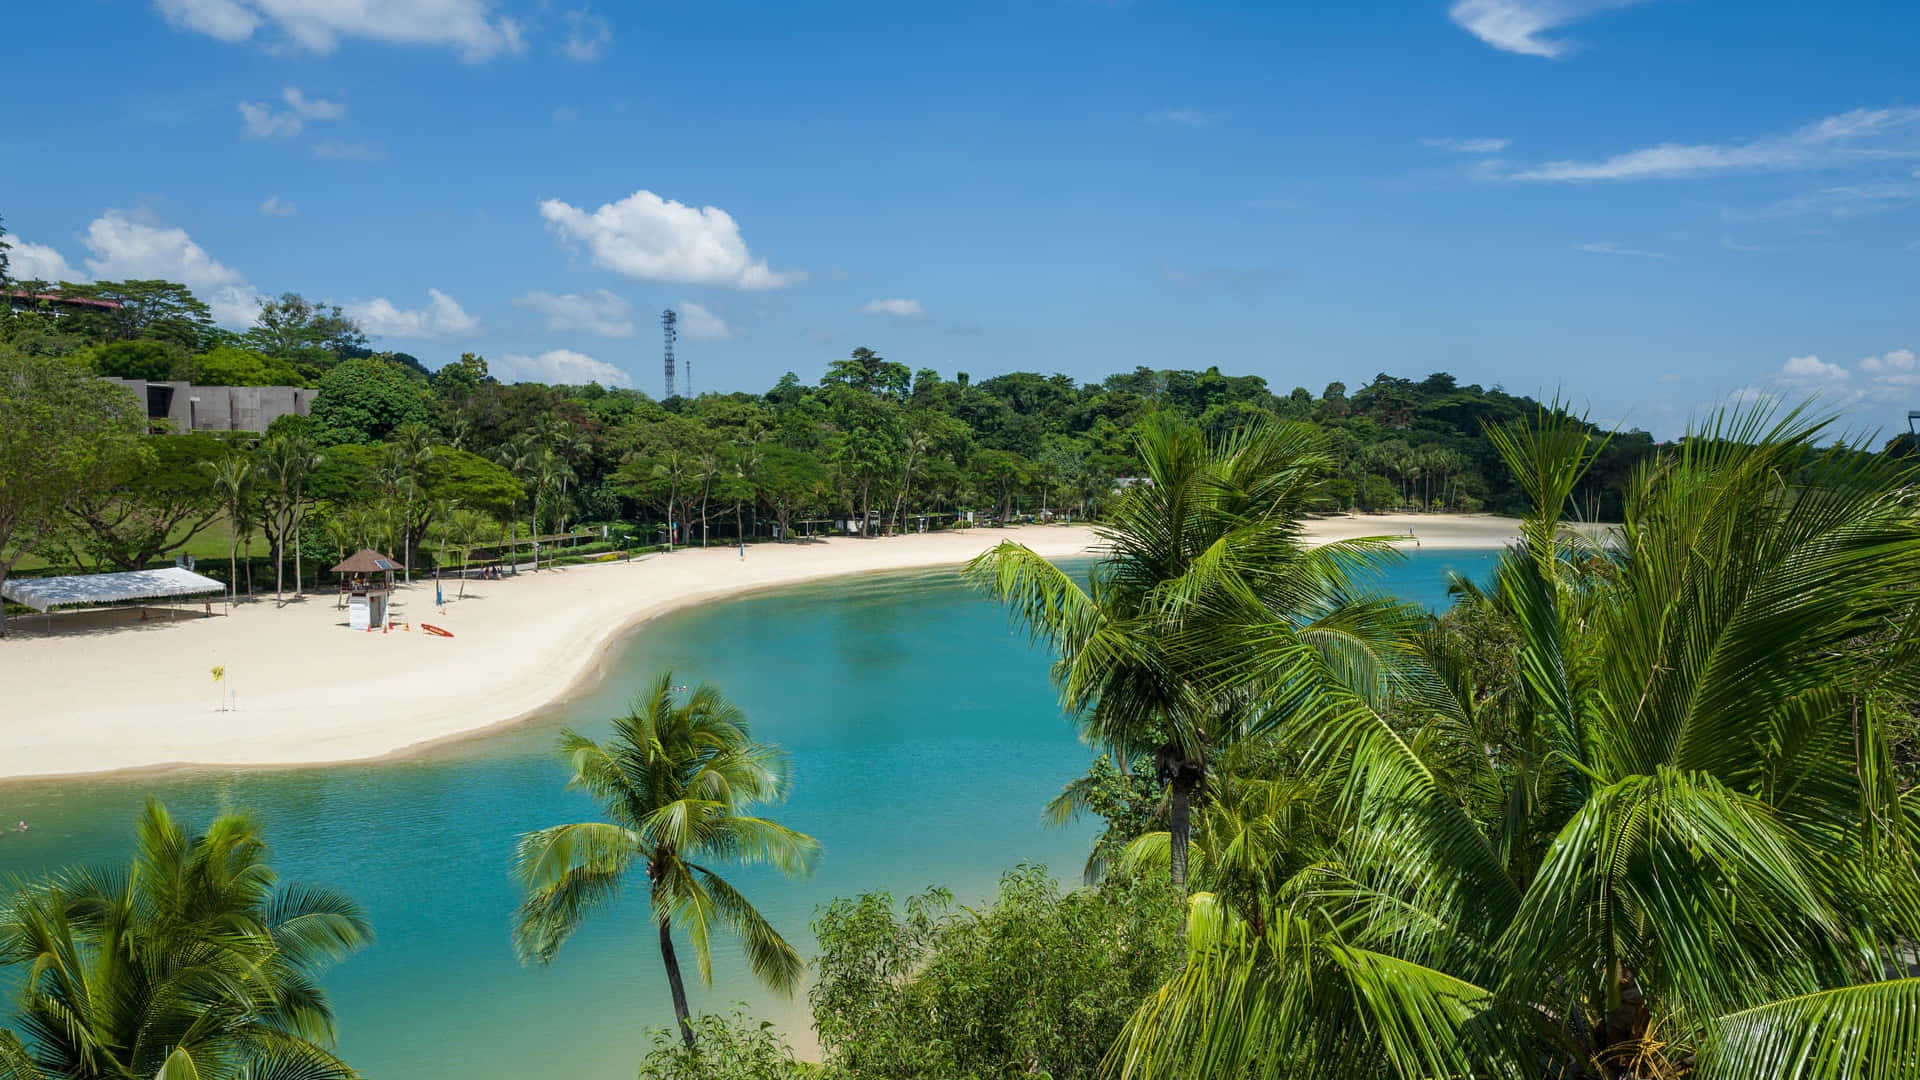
421 623 454 638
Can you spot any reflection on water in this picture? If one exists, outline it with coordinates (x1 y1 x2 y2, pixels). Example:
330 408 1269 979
0 548 1498 1079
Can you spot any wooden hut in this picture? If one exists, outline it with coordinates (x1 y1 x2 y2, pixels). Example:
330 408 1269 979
332 548 398 630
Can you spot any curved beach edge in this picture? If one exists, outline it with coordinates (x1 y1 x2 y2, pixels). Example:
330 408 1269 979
0 514 1520 783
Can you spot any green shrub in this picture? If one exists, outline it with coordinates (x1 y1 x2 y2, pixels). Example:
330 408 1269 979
810 865 1182 1080
635 1009 808 1080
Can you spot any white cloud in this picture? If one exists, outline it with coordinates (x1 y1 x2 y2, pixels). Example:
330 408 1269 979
860 298 926 319
1860 348 1920 387
313 140 381 160
678 301 734 342
1740 348 1920 417
1777 354 1852 387
1419 136 1512 153
80 209 263 325
1144 107 1221 128
1575 240 1668 258
552 106 579 126
1512 107 1920 182
259 195 297 217
1758 348 1920 413
281 86 343 119
513 289 635 337
539 189 800 289
561 9 610 61
239 100 301 138
495 348 632 387
1448 0 1649 59
239 86 344 138
347 288 479 339
154 0 524 62
5 239 87 283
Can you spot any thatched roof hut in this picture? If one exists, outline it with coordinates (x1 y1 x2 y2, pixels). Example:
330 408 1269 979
331 548 399 575
331 549 398 630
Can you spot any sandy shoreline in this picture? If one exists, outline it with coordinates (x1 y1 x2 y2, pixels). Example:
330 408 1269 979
0 513 1518 782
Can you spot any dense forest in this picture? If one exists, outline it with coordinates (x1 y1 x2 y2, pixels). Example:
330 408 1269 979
1 262 1663 597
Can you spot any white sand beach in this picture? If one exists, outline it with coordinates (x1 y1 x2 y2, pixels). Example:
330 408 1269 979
0 514 1517 781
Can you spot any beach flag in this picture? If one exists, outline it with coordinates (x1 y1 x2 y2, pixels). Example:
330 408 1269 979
436 581 444 607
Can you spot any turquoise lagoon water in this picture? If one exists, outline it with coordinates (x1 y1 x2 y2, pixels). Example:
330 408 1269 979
0 547 1498 1078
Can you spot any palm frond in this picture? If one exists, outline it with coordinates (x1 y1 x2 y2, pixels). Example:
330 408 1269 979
1696 978 1920 1080
509 822 637 964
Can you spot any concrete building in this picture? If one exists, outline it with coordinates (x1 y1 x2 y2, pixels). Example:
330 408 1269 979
102 379 316 434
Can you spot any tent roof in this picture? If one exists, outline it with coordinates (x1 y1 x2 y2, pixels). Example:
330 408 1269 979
331 548 399 574
1 567 225 613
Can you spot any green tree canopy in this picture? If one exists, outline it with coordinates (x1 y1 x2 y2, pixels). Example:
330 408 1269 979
0 349 148 633
309 355 434 446
57 280 215 350
83 339 183 381
811 866 1183 1080
54 432 227 571
244 292 367 375
188 344 303 387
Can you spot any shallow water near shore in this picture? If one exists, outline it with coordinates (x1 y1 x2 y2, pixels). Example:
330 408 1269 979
0 547 1498 1078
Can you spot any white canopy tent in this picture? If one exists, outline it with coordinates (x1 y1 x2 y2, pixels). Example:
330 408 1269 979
2 567 226 613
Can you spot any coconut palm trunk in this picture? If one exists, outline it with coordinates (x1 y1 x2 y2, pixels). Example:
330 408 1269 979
1164 757 1203 890
656 911 696 1048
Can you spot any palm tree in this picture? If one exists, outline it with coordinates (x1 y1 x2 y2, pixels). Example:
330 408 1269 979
390 422 436 583
539 419 591 548
511 674 819 1050
427 496 461 579
257 429 321 607
202 450 253 610
1113 403 1920 1080
494 434 540 571
887 425 935 535
322 512 355 607
447 509 495 598
968 415 1408 890
0 799 371 1080
696 450 723 547
652 449 695 551
535 449 575 567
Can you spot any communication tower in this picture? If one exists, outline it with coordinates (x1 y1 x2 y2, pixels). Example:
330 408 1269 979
661 309 678 399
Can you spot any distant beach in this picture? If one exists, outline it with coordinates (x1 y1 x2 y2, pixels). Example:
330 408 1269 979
0 514 1519 781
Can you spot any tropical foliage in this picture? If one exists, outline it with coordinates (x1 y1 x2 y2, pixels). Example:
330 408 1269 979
968 414 1415 889
809 864 1183 1080
511 673 819 1049
0 800 371 1080
1108 404 1920 1080
0 349 147 633
634 1009 808 1080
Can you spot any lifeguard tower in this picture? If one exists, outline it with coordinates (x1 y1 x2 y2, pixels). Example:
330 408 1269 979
332 548 398 631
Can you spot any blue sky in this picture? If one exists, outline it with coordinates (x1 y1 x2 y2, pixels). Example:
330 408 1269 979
4 0 1917 438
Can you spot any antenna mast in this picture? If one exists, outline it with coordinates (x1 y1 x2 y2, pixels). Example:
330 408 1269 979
661 309 678 399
